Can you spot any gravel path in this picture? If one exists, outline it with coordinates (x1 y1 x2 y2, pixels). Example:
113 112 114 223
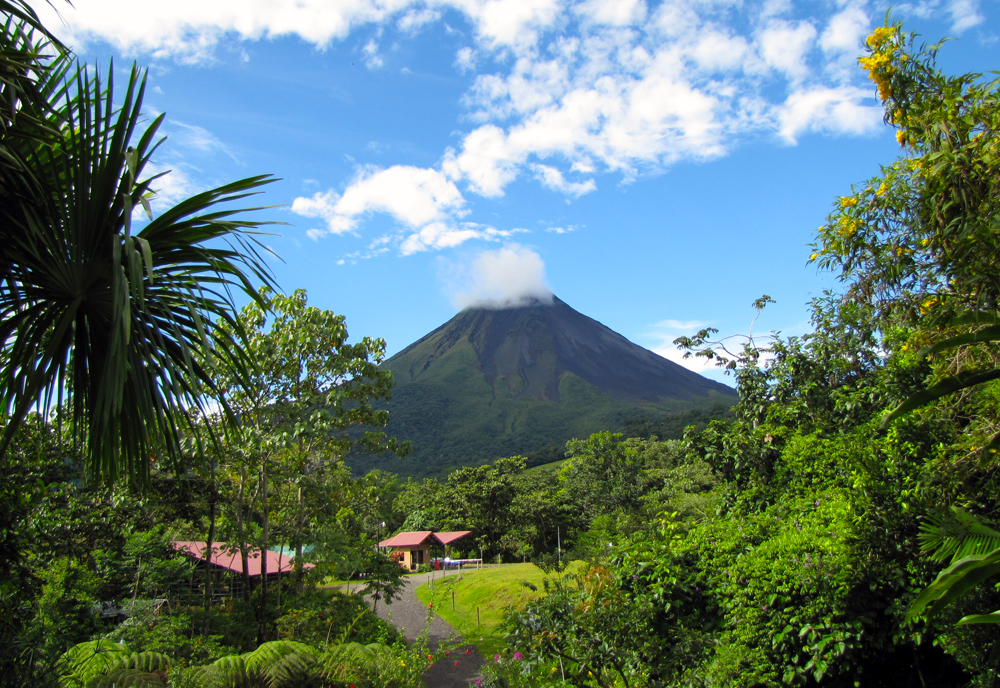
374 572 487 688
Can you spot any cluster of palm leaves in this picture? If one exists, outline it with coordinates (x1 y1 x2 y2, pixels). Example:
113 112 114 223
58 638 433 688
0 2 277 485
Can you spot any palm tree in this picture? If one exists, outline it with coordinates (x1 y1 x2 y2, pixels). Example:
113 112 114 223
0 13 279 485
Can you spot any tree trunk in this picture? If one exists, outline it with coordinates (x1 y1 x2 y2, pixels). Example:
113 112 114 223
258 462 269 644
204 461 216 618
295 486 305 593
237 465 252 602
276 542 284 608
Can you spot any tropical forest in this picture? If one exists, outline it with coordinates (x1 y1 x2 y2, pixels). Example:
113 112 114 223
2 1 1000 687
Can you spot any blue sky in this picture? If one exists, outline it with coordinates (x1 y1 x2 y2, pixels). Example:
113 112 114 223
35 0 998 383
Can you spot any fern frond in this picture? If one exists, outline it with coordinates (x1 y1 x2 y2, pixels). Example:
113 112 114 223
320 642 382 681
107 652 171 674
58 640 132 687
191 654 251 688
244 640 322 687
919 507 1000 563
86 669 165 688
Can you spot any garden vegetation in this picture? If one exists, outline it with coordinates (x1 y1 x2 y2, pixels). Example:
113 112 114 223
2 3 1000 687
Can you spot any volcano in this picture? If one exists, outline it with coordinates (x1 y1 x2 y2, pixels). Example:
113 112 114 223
348 296 736 478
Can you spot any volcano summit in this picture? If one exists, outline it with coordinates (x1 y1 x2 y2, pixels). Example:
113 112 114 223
349 296 736 477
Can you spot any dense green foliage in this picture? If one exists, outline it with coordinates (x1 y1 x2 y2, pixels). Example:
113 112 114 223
0 411 426 686
476 21 1000 688
5 6 1000 687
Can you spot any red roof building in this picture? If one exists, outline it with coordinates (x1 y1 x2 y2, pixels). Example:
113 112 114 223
377 531 472 571
172 541 314 598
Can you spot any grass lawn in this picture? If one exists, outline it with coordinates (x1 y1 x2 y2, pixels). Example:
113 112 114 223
414 562 582 656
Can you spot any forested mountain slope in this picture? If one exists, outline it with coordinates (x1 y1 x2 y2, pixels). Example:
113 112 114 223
348 296 735 477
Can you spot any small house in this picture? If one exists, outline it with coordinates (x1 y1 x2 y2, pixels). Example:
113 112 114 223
378 531 472 571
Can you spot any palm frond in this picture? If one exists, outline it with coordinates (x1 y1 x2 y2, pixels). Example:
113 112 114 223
906 547 1000 623
881 368 1000 427
919 507 1000 563
0 55 279 484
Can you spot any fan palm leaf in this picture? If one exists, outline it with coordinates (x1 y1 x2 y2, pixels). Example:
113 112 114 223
919 507 1000 563
0 56 278 484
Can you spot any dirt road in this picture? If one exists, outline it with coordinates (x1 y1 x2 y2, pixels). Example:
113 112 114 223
374 572 486 688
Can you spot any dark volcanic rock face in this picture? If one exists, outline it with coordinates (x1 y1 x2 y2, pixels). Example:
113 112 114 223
391 296 734 404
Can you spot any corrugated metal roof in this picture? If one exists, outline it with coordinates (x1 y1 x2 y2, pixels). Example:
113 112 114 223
172 541 313 577
434 531 472 546
378 531 435 548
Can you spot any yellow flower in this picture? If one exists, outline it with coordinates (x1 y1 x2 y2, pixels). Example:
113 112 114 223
921 238 930 246
840 196 858 208
896 130 907 146
810 253 818 260
865 26 895 48
876 182 888 197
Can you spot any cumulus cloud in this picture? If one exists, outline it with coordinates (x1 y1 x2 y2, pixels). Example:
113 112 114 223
48 0 979 254
777 85 883 143
292 165 467 238
444 244 553 309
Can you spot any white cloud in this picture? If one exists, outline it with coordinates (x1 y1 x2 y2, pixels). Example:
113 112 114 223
50 0 981 252
444 244 553 308
644 318 720 375
442 124 522 197
756 20 817 82
575 0 647 27
363 39 384 69
168 121 239 161
398 8 441 33
400 222 514 254
291 188 355 235
531 164 596 196
455 46 477 72
820 6 868 55
293 165 467 238
141 162 197 211
948 0 984 31
777 85 882 143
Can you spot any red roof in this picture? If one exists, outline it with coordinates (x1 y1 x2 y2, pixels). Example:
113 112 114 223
377 530 473 548
172 541 314 577
378 531 434 548
434 531 472 546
